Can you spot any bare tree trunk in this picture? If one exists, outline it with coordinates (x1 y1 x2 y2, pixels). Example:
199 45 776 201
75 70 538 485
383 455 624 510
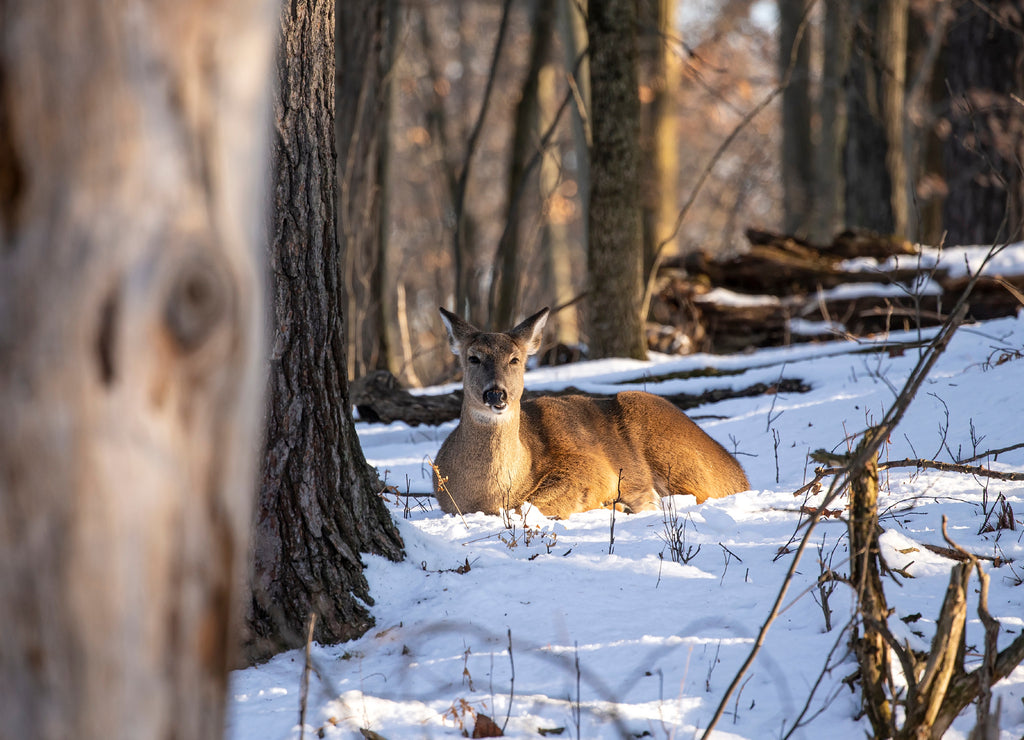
779 0 816 237
639 0 682 272
492 0 552 331
340 0 393 379
246 0 404 662
812 0 853 243
552 0 590 346
0 1 275 738
845 0 910 237
587 0 647 360
942 0 1024 245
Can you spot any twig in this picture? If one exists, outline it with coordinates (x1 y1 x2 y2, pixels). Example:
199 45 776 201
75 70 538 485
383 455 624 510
502 628 515 733
608 469 624 555
811 457 1024 482
299 612 317 740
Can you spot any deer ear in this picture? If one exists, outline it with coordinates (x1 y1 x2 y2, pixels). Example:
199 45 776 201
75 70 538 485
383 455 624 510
439 307 477 356
509 307 549 356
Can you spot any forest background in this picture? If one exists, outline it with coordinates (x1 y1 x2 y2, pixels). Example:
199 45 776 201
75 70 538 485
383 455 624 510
350 0 1024 385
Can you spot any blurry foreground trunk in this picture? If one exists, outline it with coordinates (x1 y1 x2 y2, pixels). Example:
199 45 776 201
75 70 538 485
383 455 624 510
0 1 275 738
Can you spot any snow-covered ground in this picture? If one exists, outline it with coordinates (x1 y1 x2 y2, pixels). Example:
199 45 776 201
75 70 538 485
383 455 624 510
228 271 1024 738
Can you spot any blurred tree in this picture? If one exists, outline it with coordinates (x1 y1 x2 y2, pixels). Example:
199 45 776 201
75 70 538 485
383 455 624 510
640 0 683 270
811 0 852 243
587 0 648 359
0 0 274 738
342 0 398 379
492 0 553 331
844 0 910 237
246 0 404 662
941 0 1024 245
778 0 815 237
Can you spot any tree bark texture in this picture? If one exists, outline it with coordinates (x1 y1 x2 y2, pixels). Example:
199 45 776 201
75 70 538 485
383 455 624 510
0 1 275 738
247 0 404 662
587 0 647 360
845 0 909 237
779 0 816 237
942 0 1024 246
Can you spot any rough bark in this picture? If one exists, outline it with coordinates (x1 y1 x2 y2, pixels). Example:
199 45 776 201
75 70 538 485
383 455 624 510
0 1 275 738
587 0 647 359
246 0 403 662
942 0 1024 246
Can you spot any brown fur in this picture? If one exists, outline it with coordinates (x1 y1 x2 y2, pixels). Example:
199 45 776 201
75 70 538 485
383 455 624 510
433 307 749 518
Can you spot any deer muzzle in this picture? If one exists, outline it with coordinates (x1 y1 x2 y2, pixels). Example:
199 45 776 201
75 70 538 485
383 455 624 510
482 387 508 411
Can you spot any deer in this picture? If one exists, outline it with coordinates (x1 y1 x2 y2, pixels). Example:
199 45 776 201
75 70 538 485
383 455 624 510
432 307 749 519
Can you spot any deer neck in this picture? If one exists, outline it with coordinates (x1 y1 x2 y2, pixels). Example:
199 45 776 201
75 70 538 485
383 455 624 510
459 403 532 491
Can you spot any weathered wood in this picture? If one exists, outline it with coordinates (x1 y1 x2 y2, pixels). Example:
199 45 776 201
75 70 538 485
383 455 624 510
0 2 275 739
848 438 896 738
650 227 1024 355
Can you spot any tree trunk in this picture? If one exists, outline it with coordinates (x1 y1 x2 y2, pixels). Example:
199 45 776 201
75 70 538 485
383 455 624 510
246 0 404 662
587 0 647 360
0 1 275 738
812 0 853 243
639 0 682 272
942 0 1024 246
779 0 816 237
340 0 393 379
492 0 552 331
845 0 910 237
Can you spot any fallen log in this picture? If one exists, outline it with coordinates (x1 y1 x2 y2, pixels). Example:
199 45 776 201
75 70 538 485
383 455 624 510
351 370 810 426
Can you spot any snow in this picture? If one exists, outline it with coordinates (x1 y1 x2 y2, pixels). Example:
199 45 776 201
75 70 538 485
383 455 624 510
228 313 1024 740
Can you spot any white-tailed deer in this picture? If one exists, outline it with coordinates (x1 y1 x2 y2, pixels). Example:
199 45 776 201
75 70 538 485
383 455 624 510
433 307 749 519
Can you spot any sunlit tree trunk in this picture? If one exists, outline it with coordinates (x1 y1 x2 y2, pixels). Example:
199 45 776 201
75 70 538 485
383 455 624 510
639 0 682 272
587 0 647 360
245 0 404 662
845 0 909 237
0 0 275 738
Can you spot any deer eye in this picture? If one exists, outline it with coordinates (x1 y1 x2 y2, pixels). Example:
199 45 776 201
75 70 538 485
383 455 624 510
509 356 520 365
468 355 481 365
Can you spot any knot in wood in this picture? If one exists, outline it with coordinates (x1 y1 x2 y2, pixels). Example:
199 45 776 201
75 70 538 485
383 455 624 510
164 252 231 352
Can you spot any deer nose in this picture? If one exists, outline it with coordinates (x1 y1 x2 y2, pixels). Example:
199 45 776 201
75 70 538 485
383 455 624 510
482 387 508 409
